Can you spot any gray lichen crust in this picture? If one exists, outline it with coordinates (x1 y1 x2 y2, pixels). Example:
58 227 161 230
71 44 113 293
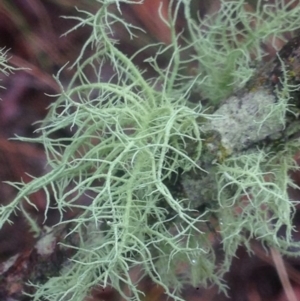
202 88 283 155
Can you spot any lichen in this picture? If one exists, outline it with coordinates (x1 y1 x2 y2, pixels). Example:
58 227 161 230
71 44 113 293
0 48 17 90
2 1 300 301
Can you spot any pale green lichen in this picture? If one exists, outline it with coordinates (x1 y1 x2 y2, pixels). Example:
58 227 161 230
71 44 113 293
2 1 300 301
184 0 300 102
0 48 17 90
216 143 300 255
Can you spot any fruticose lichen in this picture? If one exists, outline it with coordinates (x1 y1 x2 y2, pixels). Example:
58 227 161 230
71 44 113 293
0 48 16 90
2 1 300 301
